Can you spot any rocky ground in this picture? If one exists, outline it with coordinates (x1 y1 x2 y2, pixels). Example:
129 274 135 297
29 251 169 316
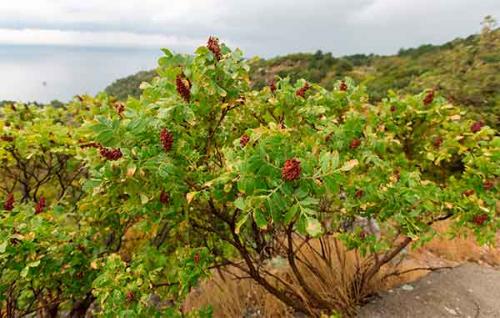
358 263 500 318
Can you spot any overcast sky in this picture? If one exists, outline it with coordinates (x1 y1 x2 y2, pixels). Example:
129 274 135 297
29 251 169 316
1 0 499 57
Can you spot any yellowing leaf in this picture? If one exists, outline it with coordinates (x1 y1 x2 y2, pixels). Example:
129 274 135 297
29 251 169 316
140 194 149 204
306 218 323 237
90 260 99 269
235 213 249 234
340 159 359 172
126 165 137 177
186 192 197 204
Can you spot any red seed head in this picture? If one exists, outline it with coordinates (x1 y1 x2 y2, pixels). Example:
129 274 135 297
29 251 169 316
160 190 170 205
350 138 361 149
114 102 125 117
470 121 483 133
358 230 367 240
472 213 488 226
433 136 443 148
423 89 435 105
126 291 135 302
462 189 475 197
339 81 348 92
483 180 494 191
1 135 14 142
100 147 123 160
207 36 222 61
296 83 311 98
4 193 15 211
390 105 396 112
355 189 364 199
35 196 46 214
269 80 277 93
240 134 250 147
194 252 200 264
176 74 191 103
160 128 174 152
282 158 301 181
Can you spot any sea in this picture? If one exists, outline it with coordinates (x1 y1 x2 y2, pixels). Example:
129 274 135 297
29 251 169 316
0 45 162 104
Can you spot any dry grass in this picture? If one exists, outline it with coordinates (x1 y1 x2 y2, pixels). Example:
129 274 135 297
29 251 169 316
185 223 500 317
413 221 500 266
185 237 397 317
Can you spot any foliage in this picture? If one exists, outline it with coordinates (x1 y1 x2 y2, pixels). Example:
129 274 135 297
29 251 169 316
105 23 499 129
0 100 92 317
1 37 499 317
105 71 157 101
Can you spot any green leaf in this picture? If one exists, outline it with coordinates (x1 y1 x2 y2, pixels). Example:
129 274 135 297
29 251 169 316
300 197 319 207
234 197 246 210
235 213 250 234
253 209 268 229
161 48 173 58
284 204 299 224
0 241 6 253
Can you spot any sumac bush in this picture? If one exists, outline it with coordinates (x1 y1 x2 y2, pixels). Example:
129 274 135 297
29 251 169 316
1 38 498 317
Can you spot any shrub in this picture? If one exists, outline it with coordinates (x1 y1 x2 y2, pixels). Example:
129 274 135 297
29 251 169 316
81 39 498 316
1 38 498 317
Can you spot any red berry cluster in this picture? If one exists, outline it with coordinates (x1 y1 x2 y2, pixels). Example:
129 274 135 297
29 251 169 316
358 230 367 240
1 135 14 142
433 136 443 148
423 89 435 105
240 134 250 147
160 190 170 205
4 193 14 211
390 105 397 112
114 102 125 117
339 81 348 92
176 74 191 103
207 36 222 61
160 128 174 152
483 180 494 190
126 291 135 302
355 189 364 198
100 147 123 160
472 213 488 226
296 83 311 98
35 196 46 214
462 189 475 197
350 138 361 149
282 158 301 181
269 80 277 93
470 121 483 133
194 252 200 264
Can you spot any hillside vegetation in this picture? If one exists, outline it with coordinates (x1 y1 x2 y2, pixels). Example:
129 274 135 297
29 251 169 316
106 19 499 128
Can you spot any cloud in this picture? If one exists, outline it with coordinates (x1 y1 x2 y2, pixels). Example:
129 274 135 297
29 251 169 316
0 0 498 56
0 28 202 50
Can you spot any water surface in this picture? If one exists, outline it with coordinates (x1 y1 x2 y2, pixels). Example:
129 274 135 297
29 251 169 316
0 45 161 103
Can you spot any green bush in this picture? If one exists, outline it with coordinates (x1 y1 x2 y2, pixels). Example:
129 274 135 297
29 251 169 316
1 38 498 317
